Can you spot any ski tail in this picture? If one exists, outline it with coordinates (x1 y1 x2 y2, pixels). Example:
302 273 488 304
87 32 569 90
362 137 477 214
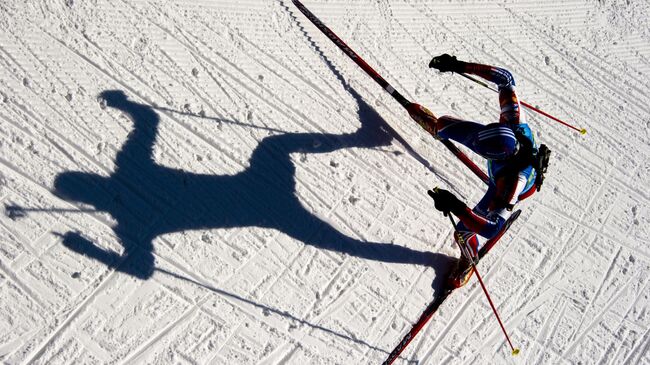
291 0 410 107
382 290 452 365
291 0 489 185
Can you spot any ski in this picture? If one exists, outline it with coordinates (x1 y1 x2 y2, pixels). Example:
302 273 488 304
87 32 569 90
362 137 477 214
383 210 522 365
382 288 452 365
291 0 489 185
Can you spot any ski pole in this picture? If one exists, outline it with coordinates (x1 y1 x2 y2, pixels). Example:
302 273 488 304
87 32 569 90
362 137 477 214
447 213 520 356
457 72 587 135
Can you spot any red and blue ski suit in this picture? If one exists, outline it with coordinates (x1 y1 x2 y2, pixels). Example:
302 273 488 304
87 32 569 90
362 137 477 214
436 63 537 252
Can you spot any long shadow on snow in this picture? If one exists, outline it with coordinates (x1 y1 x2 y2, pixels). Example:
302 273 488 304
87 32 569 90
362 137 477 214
49 87 453 282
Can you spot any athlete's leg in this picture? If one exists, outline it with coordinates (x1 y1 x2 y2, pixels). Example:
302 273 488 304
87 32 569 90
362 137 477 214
452 185 503 253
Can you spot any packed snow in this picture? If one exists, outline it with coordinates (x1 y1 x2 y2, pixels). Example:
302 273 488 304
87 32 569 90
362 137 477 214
0 0 649 364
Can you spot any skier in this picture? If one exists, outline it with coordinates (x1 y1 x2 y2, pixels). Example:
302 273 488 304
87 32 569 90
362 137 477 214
413 54 550 287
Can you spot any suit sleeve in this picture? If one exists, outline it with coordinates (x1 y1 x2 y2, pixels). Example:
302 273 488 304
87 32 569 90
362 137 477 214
460 63 522 125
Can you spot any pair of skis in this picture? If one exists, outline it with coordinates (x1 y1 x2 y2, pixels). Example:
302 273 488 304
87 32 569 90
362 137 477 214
291 0 519 362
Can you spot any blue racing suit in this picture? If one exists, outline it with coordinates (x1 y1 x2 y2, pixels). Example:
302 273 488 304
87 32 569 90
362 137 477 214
436 63 537 251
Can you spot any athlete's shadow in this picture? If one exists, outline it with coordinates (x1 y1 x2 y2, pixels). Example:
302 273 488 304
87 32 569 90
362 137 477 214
50 85 453 280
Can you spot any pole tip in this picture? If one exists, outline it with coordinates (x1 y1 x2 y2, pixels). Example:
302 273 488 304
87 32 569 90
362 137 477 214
580 128 587 135
512 348 520 356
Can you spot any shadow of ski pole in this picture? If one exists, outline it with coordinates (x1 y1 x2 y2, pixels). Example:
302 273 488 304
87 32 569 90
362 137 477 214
155 267 416 361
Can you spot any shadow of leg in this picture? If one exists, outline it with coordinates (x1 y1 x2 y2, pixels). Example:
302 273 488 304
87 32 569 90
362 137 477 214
282 213 451 268
56 231 154 279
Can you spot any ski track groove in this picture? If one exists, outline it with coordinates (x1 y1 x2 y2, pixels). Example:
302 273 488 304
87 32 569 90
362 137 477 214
128 251 262 361
565 242 622 354
621 276 650 328
0 255 48 311
215 245 366 363
524 227 587 298
620 326 650 365
602 322 631 365
562 270 639 358
117 303 200 365
509 6 650 118
607 276 650 364
536 203 650 262
209 244 312 362
529 298 567 365
19 268 123 365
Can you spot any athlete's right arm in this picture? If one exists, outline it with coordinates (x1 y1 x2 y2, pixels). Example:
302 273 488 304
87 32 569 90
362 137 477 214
461 63 522 125
429 54 522 124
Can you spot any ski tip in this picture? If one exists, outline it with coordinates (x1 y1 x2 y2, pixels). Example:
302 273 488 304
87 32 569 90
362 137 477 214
580 128 587 135
512 348 520 356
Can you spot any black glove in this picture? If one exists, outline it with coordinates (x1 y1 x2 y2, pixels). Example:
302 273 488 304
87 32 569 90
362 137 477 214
429 54 463 73
427 188 466 216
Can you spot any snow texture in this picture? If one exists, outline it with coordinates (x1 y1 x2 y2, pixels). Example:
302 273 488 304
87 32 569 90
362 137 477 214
0 0 649 364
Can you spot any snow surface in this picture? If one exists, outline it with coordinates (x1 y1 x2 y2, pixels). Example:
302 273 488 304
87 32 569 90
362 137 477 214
1 0 649 364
